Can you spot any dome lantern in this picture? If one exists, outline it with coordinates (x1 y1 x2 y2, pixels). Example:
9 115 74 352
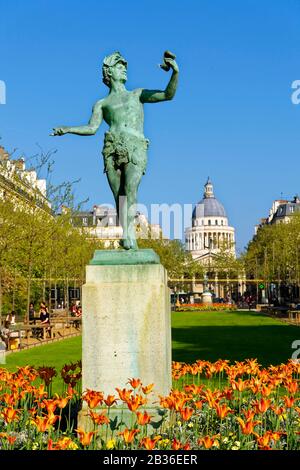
204 177 214 199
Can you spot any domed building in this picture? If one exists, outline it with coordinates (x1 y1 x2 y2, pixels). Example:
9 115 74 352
185 178 235 262
185 179 239 300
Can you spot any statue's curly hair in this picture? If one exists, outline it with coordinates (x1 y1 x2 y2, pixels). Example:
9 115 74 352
102 51 127 88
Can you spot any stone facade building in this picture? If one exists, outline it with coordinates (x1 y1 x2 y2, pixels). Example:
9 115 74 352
255 195 300 233
71 205 162 248
0 145 50 211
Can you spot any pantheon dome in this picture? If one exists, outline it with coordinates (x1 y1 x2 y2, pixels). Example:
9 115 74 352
185 178 235 262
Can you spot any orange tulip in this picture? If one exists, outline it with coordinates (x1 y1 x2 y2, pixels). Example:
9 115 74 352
272 405 286 416
0 433 16 446
261 385 273 397
2 393 17 407
285 381 298 395
55 394 70 409
231 378 248 392
172 438 182 450
33 416 54 432
184 384 202 395
141 383 154 395
215 403 233 419
256 432 271 450
47 411 59 426
89 410 110 425
116 387 132 402
195 400 203 410
172 361 182 370
83 390 104 409
33 384 48 400
127 378 141 389
55 437 78 450
237 417 261 435
253 398 272 414
2 407 19 424
41 399 57 414
182 442 191 450
243 409 256 420
136 411 152 425
221 387 234 401
180 407 194 421
119 428 140 444
270 431 283 441
126 395 146 411
47 439 54 451
173 396 189 412
75 428 97 447
192 364 204 376
104 394 117 407
13 376 27 389
139 436 160 450
256 431 283 450
67 385 77 398
198 435 219 449
284 396 296 408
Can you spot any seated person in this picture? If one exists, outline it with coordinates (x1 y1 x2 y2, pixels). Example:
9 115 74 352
6 311 16 326
73 306 82 329
34 304 50 339
29 302 36 324
40 304 51 337
0 321 11 350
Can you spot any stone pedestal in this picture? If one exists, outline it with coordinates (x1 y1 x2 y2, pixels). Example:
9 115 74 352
201 291 213 304
80 249 171 412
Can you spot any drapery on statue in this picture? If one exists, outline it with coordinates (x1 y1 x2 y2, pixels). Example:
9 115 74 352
52 51 178 250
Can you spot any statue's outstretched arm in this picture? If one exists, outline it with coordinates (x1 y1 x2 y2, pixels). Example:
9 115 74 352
52 100 103 136
140 58 179 103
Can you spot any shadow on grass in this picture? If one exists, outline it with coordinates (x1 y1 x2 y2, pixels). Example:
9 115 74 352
172 323 300 366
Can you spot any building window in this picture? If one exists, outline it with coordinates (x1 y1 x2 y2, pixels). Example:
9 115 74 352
215 220 218 225
82 217 88 226
221 220 223 226
290 206 294 213
208 220 211 226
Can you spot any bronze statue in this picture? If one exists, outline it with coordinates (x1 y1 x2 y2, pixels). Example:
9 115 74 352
52 51 178 250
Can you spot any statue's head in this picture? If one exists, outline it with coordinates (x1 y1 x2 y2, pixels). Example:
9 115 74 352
102 51 127 88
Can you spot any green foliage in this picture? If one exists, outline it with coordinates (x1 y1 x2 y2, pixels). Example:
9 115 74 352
138 238 197 278
243 213 300 283
0 150 97 320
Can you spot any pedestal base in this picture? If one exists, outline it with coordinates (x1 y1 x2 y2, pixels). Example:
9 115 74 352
80 255 171 413
201 291 213 304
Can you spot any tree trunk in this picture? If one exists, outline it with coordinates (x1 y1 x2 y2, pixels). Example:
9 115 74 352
26 262 32 324
48 270 52 310
12 268 16 311
0 268 2 327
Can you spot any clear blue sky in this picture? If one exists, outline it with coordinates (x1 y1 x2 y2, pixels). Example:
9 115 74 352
1 0 300 252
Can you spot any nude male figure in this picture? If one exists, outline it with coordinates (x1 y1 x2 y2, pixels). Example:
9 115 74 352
52 51 178 250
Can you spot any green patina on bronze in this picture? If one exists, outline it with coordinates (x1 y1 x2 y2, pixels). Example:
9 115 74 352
89 248 160 265
52 51 178 251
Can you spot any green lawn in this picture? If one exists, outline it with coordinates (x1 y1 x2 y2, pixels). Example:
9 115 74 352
3 311 300 381
171 310 299 365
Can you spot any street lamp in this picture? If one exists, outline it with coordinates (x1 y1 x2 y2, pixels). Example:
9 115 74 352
173 285 177 311
203 237 213 292
201 237 213 304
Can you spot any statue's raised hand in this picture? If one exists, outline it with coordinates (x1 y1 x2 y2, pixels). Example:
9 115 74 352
51 126 69 136
164 58 179 73
160 51 179 73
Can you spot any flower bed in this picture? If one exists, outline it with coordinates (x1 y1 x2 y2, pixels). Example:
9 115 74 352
176 303 235 312
0 359 299 450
